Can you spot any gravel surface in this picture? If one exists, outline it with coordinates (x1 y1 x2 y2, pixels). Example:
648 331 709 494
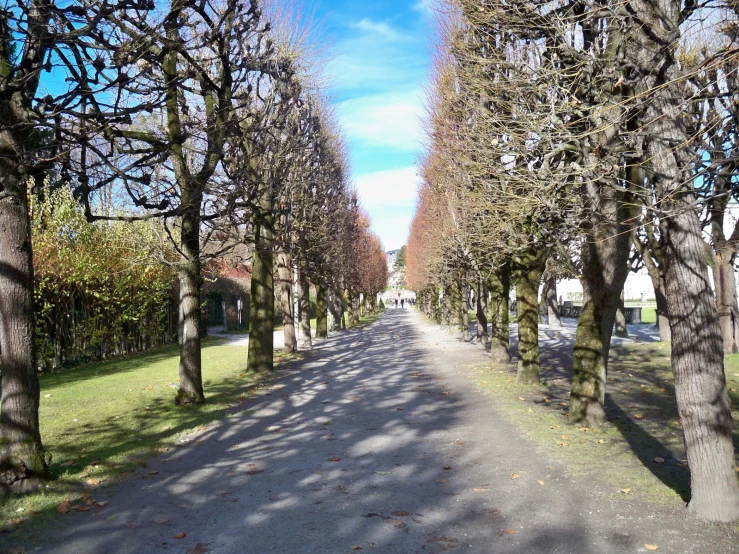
25 310 738 553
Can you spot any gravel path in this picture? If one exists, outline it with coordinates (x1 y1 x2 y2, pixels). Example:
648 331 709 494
28 310 737 553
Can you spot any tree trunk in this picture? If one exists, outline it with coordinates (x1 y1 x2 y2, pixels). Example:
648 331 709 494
247 214 275 373
276 249 296 354
476 278 489 348
514 260 544 384
0 164 47 492
569 187 631 426
635 5 739 511
615 290 628 339
316 283 328 339
328 287 342 332
662 201 739 521
715 249 739 355
352 292 360 325
299 269 312 349
449 278 463 336
489 266 511 363
176 199 205 403
545 277 561 328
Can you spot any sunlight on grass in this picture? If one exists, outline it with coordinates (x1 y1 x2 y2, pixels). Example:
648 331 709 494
0 337 299 540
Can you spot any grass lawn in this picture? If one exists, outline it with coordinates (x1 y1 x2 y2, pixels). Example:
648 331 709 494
468 342 739 517
0 337 304 540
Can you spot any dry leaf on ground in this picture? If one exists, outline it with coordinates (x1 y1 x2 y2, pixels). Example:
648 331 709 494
173 532 186 539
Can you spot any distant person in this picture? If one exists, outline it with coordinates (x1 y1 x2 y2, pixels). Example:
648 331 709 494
401 299 405 309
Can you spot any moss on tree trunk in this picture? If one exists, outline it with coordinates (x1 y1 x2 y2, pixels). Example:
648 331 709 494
514 261 544 384
489 266 510 364
276 249 296 353
316 283 328 339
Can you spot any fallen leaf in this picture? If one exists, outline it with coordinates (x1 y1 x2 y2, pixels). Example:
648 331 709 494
11 518 23 525
149 470 159 475
173 532 186 539
537 480 545 486
518 397 525 401
633 414 644 420
501 528 516 535
443 466 452 471
96 501 108 507
619 488 632 494
86 478 101 486
61 460 75 467
645 545 659 551
652 457 665 464
44 393 51 398
385 519 405 528
436 479 448 484
510 473 521 480
483 508 500 515
327 456 341 462
56 502 70 514
453 440 468 446
597 439 605 444
472 488 487 492
351 547 363 551
391 510 412 517
188 544 211 554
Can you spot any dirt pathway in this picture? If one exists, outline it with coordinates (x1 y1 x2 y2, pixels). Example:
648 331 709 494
22 310 737 553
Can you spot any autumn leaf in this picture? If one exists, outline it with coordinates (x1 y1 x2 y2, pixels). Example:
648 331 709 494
327 456 341 462
501 528 516 535
391 511 411 517
351 547 363 551
619 488 632 494
633 414 644 420
188 544 211 554
510 473 521 480
652 457 665 464
443 466 452 470
436 479 448 484
644 545 659 551
56 501 70 514
173 532 186 539
453 440 468 446
537 480 545 486
385 519 405 528
472 487 487 492
86 478 101 486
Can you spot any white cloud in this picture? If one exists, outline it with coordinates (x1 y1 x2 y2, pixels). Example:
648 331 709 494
338 89 424 151
350 19 404 41
354 167 420 211
413 0 435 17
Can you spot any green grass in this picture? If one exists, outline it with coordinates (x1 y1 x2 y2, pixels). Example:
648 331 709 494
466 343 739 513
0 338 303 541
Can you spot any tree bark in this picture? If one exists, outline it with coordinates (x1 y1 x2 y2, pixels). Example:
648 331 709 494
569 187 632 426
328 287 342 332
476 278 489 348
514 258 544 384
545 277 561 328
631 0 739 514
0 163 48 492
489 266 511 363
316 283 328 339
176 197 205 403
247 213 275 373
299 268 312 349
714 249 739 355
449 278 463 336
276 249 296 354
615 290 628 339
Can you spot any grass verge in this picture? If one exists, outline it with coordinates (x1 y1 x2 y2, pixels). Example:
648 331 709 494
467 342 739 514
0 337 304 543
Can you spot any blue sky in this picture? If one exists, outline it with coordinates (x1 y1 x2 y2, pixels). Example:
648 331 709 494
307 0 433 251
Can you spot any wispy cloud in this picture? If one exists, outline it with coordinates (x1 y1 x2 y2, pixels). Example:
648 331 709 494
350 18 404 40
413 0 435 17
354 166 421 210
338 89 424 151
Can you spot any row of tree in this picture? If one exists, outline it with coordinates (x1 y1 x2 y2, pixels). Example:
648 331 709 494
0 1 387 494
407 0 739 522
